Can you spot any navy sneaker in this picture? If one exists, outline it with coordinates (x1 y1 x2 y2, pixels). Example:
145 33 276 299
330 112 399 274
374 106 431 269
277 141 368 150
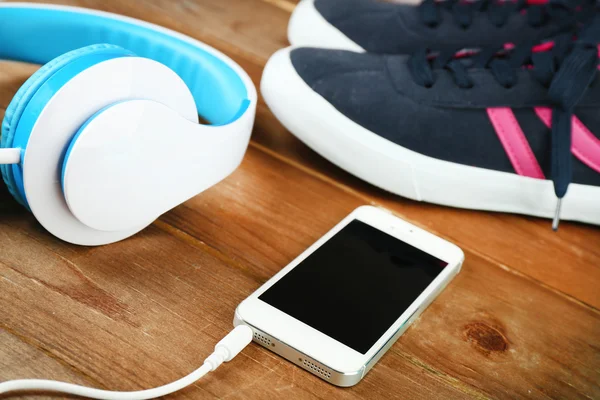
289 0 592 54
263 19 600 227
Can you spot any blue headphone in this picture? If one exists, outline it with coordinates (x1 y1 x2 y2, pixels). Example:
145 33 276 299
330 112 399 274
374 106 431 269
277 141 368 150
0 3 257 246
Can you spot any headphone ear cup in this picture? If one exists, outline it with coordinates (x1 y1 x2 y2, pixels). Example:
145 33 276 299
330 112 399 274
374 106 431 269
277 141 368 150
19 54 197 245
1 44 133 207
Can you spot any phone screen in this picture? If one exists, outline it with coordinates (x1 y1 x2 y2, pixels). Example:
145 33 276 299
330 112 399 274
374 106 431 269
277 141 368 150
259 220 448 354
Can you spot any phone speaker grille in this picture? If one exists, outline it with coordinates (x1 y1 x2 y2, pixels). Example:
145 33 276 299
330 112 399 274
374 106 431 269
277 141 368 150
253 332 271 347
301 359 332 379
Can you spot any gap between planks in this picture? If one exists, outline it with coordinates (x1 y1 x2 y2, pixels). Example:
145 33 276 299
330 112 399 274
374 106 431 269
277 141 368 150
260 0 298 13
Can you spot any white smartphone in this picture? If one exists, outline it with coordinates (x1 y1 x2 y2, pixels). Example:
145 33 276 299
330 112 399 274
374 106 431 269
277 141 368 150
234 206 464 387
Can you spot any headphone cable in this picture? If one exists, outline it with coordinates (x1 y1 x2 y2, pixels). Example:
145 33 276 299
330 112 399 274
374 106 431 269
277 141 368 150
0 148 20 164
0 325 253 400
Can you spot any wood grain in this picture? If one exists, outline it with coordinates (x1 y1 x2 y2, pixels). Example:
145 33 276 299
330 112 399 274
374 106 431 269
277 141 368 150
1 0 599 399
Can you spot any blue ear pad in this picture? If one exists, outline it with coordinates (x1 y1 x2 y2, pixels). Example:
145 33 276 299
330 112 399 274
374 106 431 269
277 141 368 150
1 44 134 207
0 6 249 126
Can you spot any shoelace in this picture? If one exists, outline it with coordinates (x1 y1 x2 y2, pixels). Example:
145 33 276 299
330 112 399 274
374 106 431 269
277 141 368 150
408 15 599 229
419 0 587 31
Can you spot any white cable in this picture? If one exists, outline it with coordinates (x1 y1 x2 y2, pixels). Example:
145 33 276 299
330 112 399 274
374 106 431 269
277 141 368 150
0 325 253 400
0 148 21 164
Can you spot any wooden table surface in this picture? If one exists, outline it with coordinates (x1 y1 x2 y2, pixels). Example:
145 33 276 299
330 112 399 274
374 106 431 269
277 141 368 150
1 1 599 398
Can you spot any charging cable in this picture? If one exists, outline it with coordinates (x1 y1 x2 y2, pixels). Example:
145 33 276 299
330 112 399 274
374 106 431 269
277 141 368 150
0 325 253 400
0 148 20 164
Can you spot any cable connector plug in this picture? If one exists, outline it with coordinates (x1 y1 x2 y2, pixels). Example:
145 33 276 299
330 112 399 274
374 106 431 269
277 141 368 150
204 325 253 371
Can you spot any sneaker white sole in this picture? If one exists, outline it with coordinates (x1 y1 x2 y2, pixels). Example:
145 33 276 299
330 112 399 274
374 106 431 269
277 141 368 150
288 0 365 52
261 47 600 226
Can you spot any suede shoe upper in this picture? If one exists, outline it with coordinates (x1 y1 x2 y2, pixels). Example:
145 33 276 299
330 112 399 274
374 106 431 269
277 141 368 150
289 43 600 188
314 0 592 54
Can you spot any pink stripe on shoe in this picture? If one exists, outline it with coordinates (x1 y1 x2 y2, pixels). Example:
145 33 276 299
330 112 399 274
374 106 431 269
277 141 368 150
534 107 600 174
487 108 546 179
